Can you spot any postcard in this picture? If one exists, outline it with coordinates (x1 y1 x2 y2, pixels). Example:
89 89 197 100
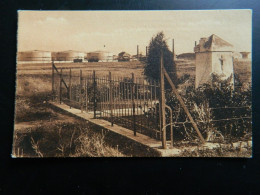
13 10 252 157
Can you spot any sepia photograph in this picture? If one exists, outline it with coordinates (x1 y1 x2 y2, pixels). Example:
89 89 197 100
13 10 252 157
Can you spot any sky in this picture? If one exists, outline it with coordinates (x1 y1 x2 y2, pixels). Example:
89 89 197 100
17 10 252 55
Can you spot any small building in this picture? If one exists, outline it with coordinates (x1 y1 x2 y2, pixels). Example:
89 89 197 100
194 34 234 88
118 52 131 61
176 53 195 60
240 52 251 59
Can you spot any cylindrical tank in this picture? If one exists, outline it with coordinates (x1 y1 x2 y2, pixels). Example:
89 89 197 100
87 51 113 62
17 50 52 62
55 50 85 62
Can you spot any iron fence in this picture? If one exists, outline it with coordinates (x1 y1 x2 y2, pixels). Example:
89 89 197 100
52 63 166 140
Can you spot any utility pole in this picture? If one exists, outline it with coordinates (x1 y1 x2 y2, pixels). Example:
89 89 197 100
160 50 167 149
172 39 176 61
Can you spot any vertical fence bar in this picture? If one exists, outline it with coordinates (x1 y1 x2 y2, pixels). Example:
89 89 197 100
139 78 143 133
52 61 54 101
160 51 167 149
59 68 63 104
93 70 97 118
86 75 89 112
80 70 83 113
85 76 87 112
132 73 136 136
100 76 103 117
109 72 114 126
69 69 72 109
126 80 129 118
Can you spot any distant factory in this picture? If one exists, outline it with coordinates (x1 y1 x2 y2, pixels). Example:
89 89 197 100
17 50 119 63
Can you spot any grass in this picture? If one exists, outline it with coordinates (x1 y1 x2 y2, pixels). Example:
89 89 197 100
13 121 126 157
13 60 252 157
13 73 159 157
13 74 127 157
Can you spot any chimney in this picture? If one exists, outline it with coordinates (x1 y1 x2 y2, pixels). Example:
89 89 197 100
137 45 139 59
146 46 148 56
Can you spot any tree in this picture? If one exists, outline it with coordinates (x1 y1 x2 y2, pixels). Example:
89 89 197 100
144 32 177 85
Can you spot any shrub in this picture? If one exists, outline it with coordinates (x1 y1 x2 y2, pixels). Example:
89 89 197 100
165 74 251 142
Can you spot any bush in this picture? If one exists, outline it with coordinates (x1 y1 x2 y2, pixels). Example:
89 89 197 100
166 74 251 142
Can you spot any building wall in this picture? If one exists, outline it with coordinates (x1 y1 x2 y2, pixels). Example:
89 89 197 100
195 51 234 88
211 52 234 81
195 52 212 88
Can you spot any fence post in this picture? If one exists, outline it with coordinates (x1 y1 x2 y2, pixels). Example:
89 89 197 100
132 73 136 136
59 68 63 104
80 70 83 113
93 70 97 119
109 72 114 126
69 69 72 109
85 76 88 112
160 51 167 149
52 61 54 101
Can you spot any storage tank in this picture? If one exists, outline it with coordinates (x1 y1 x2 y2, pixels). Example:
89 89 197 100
87 51 113 62
17 50 52 62
55 50 85 62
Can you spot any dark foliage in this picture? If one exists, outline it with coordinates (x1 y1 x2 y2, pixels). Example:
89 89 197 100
165 74 251 142
144 32 177 85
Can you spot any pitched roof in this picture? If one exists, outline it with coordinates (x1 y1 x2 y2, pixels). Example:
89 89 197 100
203 34 233 51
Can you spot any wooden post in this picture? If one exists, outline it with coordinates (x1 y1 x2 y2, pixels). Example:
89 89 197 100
165 105 173 147
160 51 167 149
59 68 63 104
109 72 114 126
52 61 54 101
163 67 205 144
172 39 176 61
80 70 83 113
69 69 72 109
132 73 136 136
93 70 97 119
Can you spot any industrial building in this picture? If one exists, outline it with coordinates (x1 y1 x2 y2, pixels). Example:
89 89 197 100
17 50 52 62
118 52 131 61
194 34 234 88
